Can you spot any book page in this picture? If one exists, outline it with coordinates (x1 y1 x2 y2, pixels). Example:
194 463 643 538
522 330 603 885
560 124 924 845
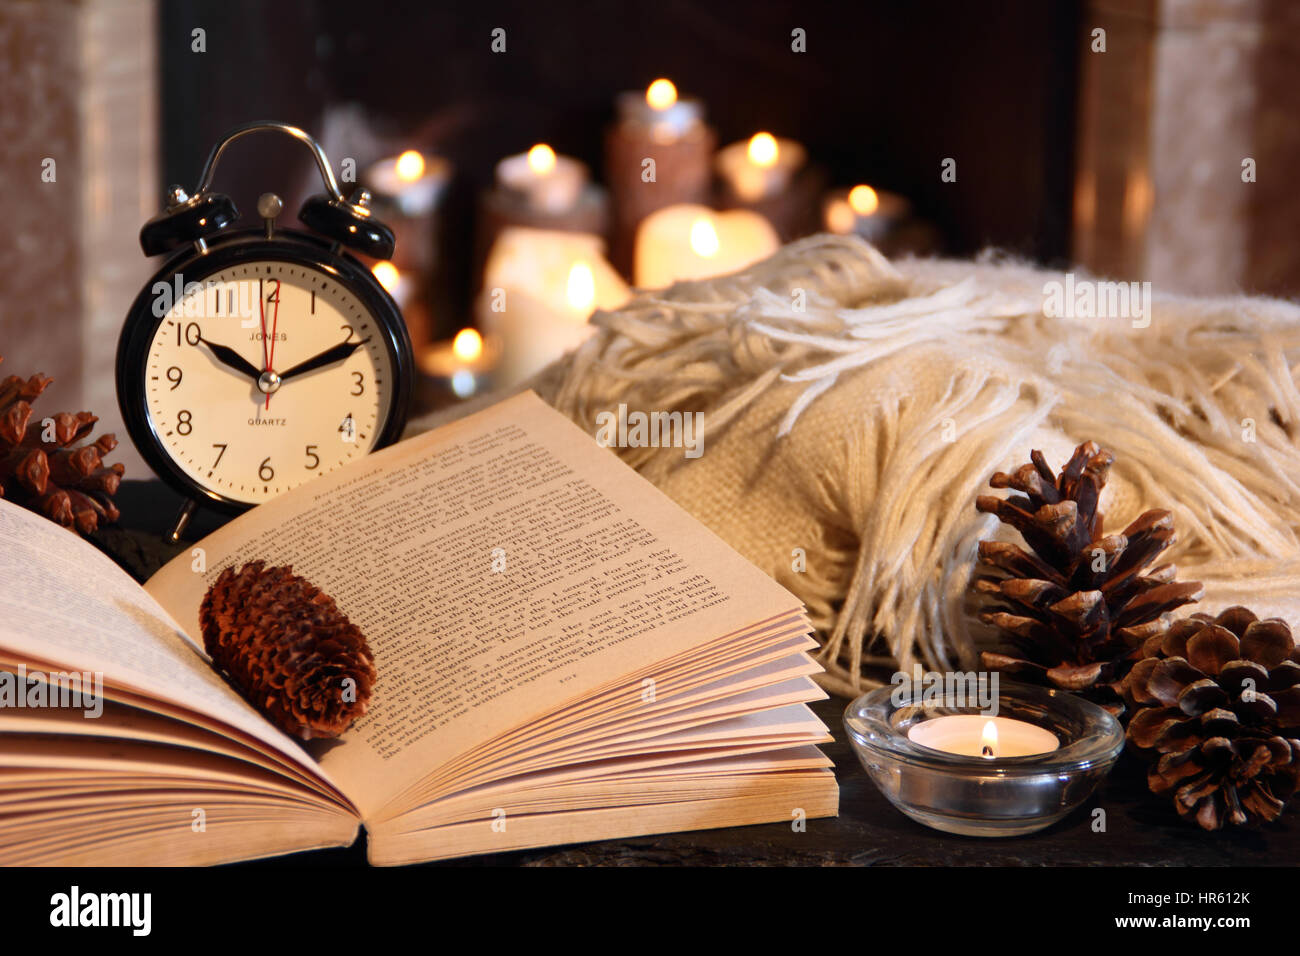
145 392 803 819
0 499 344 795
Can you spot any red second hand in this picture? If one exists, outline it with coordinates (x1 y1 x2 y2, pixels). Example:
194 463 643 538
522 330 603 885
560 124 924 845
265 279 281 410
258 279 270 409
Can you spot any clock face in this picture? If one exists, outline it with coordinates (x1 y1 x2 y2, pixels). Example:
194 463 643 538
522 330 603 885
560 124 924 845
142 260 396 505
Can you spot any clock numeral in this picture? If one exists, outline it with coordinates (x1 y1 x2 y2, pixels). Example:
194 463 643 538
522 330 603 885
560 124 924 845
212 443 227 467
305 445 320 470
339 414 356 443
177 323 201 347
265 280 280 305
258 457 275 482
166 366 183 390
340 323 355 340
176 410 193 436
310 290 316 315
351 371 365 396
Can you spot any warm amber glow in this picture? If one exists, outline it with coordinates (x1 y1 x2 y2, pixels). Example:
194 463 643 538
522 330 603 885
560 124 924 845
826 199 855 234
566 261 596 311
689 216 720 258
646 78 677 110
527 143 557 176
981 720 999 759
371 261 400 292
395 150 425 182
747 132 779 168
848 184 880 216
452 327 483 363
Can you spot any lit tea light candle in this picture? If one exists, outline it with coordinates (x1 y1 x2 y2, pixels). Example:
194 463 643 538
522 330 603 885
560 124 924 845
823 183 911 243
634 204 779 289
907 714 1060 758
616 77 706 144
419 327 497 399
495 143 589 214
363 150 450 216
478 227 631 387
370 260 406 304
716 131 808 203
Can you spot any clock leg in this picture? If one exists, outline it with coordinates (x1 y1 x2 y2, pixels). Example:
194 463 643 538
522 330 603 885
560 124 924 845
166 499 198 544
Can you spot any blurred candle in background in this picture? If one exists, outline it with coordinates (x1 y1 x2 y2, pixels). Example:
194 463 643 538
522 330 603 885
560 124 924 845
478 227 630 387
715 132 807 203
362 149 453 354
823 183 912 244
495 142 589 215
634 204 779 289
605 78 717 276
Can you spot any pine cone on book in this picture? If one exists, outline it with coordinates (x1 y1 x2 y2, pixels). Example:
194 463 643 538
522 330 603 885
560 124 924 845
1122 607 1300 830
0 355 124 534
199 562 376 740
972 441 1203 712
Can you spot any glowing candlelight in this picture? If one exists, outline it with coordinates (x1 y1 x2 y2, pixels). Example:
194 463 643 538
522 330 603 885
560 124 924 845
689 217 720 258
527 143 557 176
452 327 483 363
395 150 426 183
646 78 677 111
907 714 1060 758
848 183 880 216
747 132 779 168
371 260 400 294
716 132 806 202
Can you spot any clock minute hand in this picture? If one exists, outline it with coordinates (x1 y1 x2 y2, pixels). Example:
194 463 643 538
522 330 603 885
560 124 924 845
198 336 262 382
278 338 371 383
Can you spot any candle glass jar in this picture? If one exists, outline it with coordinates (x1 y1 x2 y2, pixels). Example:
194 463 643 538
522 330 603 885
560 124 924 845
844 679 1123 837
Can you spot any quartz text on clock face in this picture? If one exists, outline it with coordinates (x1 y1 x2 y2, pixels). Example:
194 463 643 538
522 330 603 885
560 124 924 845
144 261 394 505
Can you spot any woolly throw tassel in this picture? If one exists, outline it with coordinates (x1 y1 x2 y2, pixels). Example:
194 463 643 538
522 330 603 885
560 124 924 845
422 235 1300 697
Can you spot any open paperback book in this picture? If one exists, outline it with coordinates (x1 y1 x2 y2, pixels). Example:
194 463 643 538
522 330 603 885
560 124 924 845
0 391 837 865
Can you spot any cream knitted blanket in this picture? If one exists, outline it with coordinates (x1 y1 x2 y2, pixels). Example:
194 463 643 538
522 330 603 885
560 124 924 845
414 235 1300 698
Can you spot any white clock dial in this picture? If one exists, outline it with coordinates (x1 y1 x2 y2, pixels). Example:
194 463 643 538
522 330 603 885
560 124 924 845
144 260 395 505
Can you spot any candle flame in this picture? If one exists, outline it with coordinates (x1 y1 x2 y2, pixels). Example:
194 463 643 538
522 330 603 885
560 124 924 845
747 132 779 168
527 143 557 175
981 720 999 759
689 216 720 258
826 199 855 234
395 150 425 183
646 78 677 110
849 184 880 216
567 261 596 311
372 261 400 292
452 327 483 363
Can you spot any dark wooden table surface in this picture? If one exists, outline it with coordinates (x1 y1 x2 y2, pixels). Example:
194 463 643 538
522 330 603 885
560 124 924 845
93 481 1294 866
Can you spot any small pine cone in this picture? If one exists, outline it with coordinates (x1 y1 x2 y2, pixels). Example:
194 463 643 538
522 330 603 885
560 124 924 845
1122 606 1300 830
0 355 123 534
972 440 1203 713
199 562 376 740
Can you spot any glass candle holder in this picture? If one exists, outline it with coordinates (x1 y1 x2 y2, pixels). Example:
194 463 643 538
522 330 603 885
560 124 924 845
843 679 1123 837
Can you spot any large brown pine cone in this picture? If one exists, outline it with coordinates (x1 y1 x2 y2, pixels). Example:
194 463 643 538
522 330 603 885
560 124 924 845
973 441 1203 711
1122 607 1300 830
0 355 123 534
199 562 376 740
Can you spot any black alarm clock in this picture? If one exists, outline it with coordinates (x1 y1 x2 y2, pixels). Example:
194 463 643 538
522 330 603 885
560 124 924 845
117 121 413 540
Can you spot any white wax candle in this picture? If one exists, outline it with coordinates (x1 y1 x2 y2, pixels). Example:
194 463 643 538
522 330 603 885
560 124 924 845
495 144 588 214
715 132 807 202
908 715 1060 758
634 204 779 289
478 227 630 387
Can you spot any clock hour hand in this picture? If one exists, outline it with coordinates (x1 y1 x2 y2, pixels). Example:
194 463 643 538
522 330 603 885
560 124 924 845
278 338 371 383
197 336 262 382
